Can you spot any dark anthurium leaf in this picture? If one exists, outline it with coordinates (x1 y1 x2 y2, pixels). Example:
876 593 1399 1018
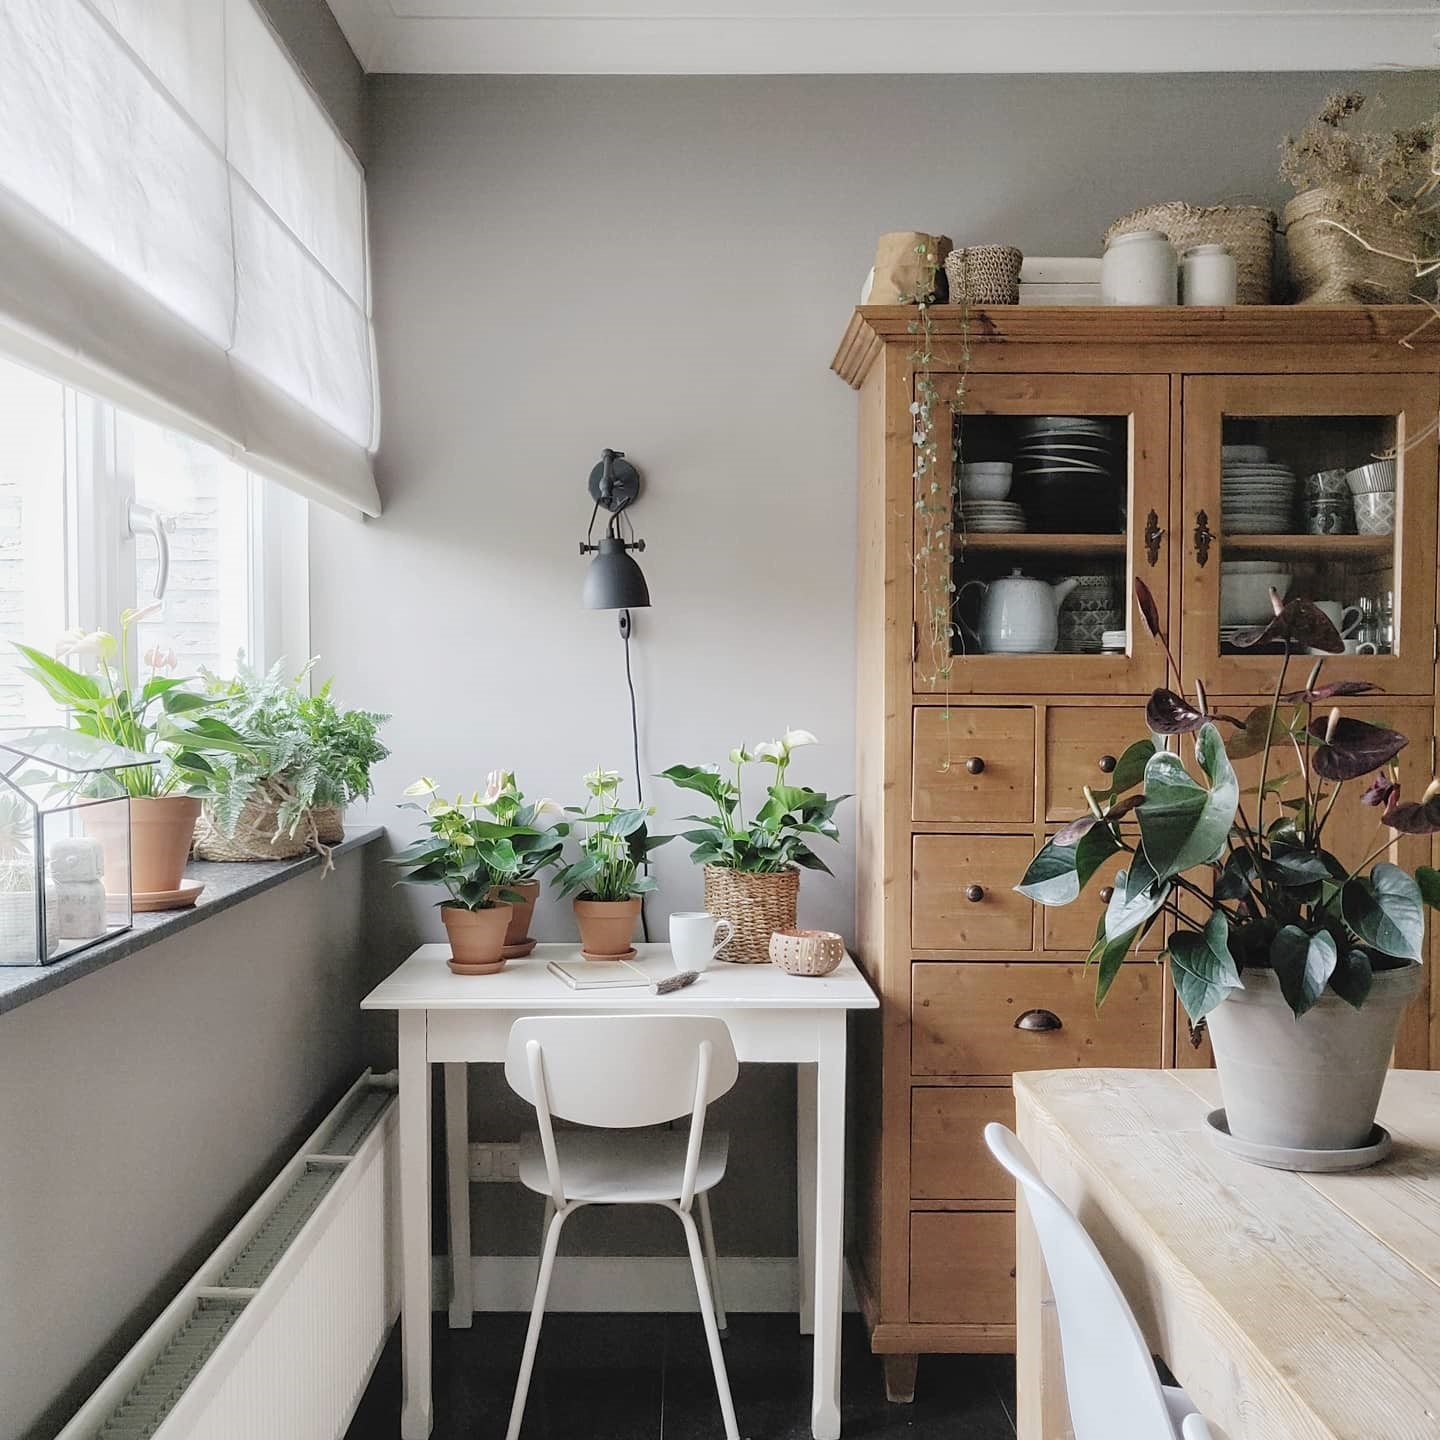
1361 772 1401 809
1417 865 1440 910
1231 597 1345 654
1104 863 1169 941
1308 715 1408 781
1225 704 1303 762
1122 853 1159 905
1214 847 1257 902
1088 925 1138 1005
1074 823 1122 890
1342 863 1425 961
1053 813 1098 847
1381 795 1440 835
1329 947 1375 1009
1015 838 1080 907
1138 725 1239 878
1263 846 1333 887
1270 925 1339 1016
1280 679 1383 703
1108 737 1158 795
1168 912 1243 1024
1134 577 1162 639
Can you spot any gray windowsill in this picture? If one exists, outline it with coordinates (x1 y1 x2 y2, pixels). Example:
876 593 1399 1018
0 827 384 1017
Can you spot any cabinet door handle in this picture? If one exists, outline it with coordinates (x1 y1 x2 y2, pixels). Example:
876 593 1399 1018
1143 509 1162 567
964 884 986 903
964 755 986 775
1099 886 1115 904
1097 753 1117 774
1193 509 1214 568
1014 1008 1063 1032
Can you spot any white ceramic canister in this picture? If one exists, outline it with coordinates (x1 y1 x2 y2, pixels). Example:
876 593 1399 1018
1101 230 1178 306
1180 243 1238 305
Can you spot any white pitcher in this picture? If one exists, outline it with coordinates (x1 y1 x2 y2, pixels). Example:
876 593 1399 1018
958 570 1080 654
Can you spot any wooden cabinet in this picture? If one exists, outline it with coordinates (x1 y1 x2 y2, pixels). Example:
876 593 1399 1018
837 305 1440 1393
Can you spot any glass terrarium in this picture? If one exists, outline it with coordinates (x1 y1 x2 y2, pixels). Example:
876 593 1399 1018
0 728 157 966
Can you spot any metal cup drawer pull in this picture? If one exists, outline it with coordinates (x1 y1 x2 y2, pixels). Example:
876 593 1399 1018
964 884 986 903
1014 1008 1063 1032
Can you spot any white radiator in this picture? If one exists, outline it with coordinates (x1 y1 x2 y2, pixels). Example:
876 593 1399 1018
58 1071 400 1440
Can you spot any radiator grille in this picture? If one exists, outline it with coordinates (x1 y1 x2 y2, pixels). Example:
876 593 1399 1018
319 1086 391 1155
219 1163 341 1289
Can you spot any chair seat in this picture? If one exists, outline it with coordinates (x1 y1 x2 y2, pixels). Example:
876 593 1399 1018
518 1128 730 1203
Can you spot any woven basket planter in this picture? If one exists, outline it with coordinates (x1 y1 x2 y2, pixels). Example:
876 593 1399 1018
193 797 344 862
943 245 1023 305
1282 188 1430 305
702 865 799 964
1105 202 1276 303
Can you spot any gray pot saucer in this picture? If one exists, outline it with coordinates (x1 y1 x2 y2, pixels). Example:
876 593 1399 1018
1205 1108 1393 1173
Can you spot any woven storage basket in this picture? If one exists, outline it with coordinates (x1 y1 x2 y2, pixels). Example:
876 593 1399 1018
1282 188 1431 305
702 865 800 964
943 245 1023 305
1105 202 1276 303
193 797 344 862
769 928 844 977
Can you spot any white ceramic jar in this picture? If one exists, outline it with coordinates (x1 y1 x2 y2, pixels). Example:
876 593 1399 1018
1180 243 1238 305
1101 230 1178 306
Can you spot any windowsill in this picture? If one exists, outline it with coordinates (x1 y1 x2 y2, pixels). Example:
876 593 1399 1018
0 827 384 1017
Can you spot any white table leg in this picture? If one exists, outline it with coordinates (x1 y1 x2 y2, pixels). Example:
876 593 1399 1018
811 1017 846 1440
796 1060 817 1335
444 1062 473 1328
399 1010 433 1440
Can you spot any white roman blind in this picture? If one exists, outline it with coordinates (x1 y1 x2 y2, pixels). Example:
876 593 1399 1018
0 0 381 516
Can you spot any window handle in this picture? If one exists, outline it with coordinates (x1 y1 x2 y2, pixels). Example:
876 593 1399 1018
127 502 174 602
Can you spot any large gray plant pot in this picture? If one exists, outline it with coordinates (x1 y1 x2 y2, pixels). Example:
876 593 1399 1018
1207 961 1424 1152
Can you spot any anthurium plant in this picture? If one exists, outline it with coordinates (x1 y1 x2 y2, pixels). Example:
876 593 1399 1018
15 607 249 798
660 728 850 873
553 767 669 901
388 773 564 909
1018 579 1440 1029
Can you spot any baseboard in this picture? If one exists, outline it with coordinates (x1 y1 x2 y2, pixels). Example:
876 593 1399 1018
430 1256 858 1314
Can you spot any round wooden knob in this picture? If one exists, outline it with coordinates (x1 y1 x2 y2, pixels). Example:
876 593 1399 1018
964 884 985 903
1014 1008 1063 1033
964 756 985 775
1097 754 1117 774
1099 886 1115 904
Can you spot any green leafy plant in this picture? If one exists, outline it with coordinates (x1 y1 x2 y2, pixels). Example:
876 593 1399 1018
553 767 668 901
1018 579 1440 1027
200 659 389 841
15 609 249 798
387 774 564 910
661 729 849 874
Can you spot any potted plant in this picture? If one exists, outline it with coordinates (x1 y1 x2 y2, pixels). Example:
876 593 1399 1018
473 770 566 957
1018 579 1440 1164
387 781 545 974
15 610 250 904
194 659 389 865
1280 92 1440 303
661 730 849 963
553 767 668 958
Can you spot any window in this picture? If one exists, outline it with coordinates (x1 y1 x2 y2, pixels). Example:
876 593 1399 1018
0 350 306 721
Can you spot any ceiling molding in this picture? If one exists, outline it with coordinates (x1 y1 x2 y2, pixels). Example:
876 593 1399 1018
324 2 1438 75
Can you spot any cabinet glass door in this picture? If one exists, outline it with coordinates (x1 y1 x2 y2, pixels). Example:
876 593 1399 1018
1181 375 1438 695
919 373 1170 695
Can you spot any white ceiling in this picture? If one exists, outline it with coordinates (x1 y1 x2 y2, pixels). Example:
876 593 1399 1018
325 1 1439 75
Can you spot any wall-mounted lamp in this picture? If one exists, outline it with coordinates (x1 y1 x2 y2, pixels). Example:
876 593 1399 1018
579 448 650 614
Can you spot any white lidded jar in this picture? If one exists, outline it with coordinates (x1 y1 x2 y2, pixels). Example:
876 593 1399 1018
1101 229 1178 306
1180 243 1238 305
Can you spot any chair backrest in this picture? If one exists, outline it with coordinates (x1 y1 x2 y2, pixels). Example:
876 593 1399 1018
984 1124 1176 1440
505 1015 739 1209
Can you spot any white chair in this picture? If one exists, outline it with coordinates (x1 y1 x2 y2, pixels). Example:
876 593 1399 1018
984 1123 1217 1440
503 1014 740 1440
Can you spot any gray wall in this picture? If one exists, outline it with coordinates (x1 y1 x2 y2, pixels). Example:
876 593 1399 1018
316 69 1436 1262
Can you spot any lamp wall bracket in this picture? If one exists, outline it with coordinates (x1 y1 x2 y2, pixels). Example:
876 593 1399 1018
589 448 641 513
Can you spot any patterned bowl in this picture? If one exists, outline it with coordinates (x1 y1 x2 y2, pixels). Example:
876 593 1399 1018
1352 491 1397 535
769 929 845 978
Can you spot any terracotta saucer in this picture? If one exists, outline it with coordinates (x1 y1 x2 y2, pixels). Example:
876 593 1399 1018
131 882 205 913
448 956 507 976
501 938 538 960
580 947 637 962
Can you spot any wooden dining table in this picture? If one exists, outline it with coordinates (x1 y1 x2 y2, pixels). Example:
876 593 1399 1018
1014 1067 1440 1440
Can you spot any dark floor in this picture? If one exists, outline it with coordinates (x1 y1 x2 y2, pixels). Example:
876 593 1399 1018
346 1314 1017 1440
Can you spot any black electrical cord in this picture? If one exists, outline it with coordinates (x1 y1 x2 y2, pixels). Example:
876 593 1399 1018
622 608 651 943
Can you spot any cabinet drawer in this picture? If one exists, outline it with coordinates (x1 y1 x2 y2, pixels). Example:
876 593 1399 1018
912 961 1165 1075
909 1211 1016 1325
1045 707 1143 821
913 707 1034 824
912 836 1035 951
912 1088 1014 1200
1042 873 1162 954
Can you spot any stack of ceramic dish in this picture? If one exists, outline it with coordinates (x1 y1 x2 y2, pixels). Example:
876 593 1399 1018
1222 444 1296 534
1013 416 1122 532
1057 574 1121 653
1220 560 1293 625
960 498 1027 533
1346 459 1396 536
1300 469 1354 535
1100 629 1127 654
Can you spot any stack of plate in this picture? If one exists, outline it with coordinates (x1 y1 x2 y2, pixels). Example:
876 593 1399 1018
960 499 1027 533
1014 416 1122 532
1223 447 1296 534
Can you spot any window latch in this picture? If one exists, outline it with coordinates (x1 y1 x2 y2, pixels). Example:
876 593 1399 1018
126 502 175 602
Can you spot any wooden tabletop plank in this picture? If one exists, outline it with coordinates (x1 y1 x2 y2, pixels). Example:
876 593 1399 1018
1016 1069 1440 1440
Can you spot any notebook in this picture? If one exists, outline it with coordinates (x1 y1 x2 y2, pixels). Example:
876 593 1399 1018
547 958 651 990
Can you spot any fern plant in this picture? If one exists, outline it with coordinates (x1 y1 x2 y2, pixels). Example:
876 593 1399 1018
201 659 389 842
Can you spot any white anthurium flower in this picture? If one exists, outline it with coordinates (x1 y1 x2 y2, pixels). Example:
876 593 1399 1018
121 602 163 628
426 798 457 818
143 645 178 672
781 728 818 753
482 769 507 805
753 740 785 763
403 777 437 797
728 746 750 766
56 628 116 661
584 766 622 795
531 797 564 822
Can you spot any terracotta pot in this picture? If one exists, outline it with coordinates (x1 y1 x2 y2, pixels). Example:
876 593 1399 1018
494 878 540 952
573 896 641 958
86 795 200 897
441 902 512 975
1207 961 1425 1155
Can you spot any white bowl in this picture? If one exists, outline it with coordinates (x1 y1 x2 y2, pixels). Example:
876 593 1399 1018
959 464 1013 501
1222 444 1269 464
1346 459 1397 495
1220 571 1292 625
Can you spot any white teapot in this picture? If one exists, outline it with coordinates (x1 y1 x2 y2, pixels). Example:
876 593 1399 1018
959 569 1080 654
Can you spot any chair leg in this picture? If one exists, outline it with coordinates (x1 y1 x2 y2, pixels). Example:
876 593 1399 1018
679 1208 740 1440
506 1205 568 1440
697 1190 728 1335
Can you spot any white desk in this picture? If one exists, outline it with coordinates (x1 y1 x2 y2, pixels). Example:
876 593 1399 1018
362 942 878 1440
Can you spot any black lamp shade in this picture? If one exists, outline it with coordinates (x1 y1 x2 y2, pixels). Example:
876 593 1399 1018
583 536 651 610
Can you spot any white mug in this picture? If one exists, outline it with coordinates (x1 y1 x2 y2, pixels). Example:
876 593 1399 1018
1315 600 1363 638
1344 638 1379 655
669 911 735 971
